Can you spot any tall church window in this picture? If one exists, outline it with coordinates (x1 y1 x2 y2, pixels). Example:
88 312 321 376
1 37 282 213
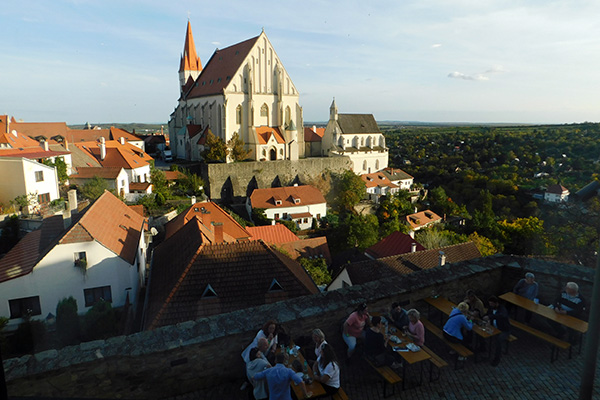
261 104 268 117
236 105 242 124
285 106 291 125
363 160 367 171
376 160 380 170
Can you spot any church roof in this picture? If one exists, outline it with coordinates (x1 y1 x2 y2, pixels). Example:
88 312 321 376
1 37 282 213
187 35 260 98
179 21 202 73
337 114 381 134
256 126 285 144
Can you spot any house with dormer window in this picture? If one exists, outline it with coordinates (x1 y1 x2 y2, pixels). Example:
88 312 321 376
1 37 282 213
246 185 327 230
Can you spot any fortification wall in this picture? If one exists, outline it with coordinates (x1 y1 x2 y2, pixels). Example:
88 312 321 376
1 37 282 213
201 157 353 202
3 256 594 398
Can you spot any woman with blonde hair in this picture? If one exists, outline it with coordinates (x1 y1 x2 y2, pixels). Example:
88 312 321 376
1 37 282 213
442 302 473 357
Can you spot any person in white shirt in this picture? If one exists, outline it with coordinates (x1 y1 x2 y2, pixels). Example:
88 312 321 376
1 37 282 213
313 343 341 396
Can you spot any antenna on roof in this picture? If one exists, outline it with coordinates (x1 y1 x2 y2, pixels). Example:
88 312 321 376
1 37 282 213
262 27 264 32
187 11 191 20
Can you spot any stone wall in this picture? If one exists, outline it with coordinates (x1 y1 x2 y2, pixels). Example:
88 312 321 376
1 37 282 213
201 157 353 203
3 255 595 399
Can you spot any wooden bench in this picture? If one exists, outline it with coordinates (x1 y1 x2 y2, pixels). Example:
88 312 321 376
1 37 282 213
332 387 349 400
509 319 571 362
421 317 473 369
364 357 402 398
421 345 448 381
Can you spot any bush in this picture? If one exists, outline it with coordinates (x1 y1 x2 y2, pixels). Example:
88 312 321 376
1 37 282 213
13 320 46 354
56 297 80 346
82 300 117 341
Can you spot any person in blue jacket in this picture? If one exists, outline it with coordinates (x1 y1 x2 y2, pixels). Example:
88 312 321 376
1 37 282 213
442 302 473 359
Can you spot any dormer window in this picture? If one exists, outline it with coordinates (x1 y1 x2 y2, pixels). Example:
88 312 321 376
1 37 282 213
273 196 282 206
293 198 301 204
268 279 283 292
202 284 217 298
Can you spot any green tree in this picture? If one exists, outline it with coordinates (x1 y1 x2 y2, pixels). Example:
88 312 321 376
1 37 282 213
227 132 250 162
150 166 171 199
342 214 379 250
336 170 366 213
251 208 270 226
81 176 108 200
0 214 20 254
176 169 205 196
299 257 331 286
202 131 227 162
43 157 68 184
10 193 36 212
56 297 80 346
82 299 117 341
468 232 499 256
497 217 549 255
279 219 299 233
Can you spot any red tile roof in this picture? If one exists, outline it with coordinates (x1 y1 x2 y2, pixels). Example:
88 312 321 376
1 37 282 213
256 126 285 145
70 167 124 179
276 236 332 265
164 202 251 241
304 126 325 142
8 121 69 139
187 35 260 98
405 210 442 230
128 204 146 218
0 229 43 283
382 167 413 181
361 172 399 189
0 149 70 159
335 242 481 286
365 231 425 259
60 191 145 264
546 184 569 194
247 224 300 244
250 185 326 209
146 235 319 328
163 170 186 181
74 140 152 169
0 131 43 148
129 182 151 191
65 128 141 144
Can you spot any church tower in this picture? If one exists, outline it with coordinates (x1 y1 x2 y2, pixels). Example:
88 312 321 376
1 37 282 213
179 21 202 93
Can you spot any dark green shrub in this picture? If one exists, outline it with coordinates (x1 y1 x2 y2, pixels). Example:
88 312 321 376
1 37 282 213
56 297 80 346
82 300 117 340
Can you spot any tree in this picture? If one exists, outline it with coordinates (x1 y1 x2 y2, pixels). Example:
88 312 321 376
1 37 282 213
10 193 36 212
468 232 499 257
56 297 80 346
43 157 68 184
176 169 205 196
150 166 170 199
0 214 20 254
299 257 331 286
336 170 365 213
227 132 250 162
342 214 379 250
82 299 117 341
497 217 549 255
81 176 108 200
202 131 227 162
251 208 270 226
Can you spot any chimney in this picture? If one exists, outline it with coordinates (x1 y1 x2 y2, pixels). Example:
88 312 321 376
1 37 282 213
11 129 18 138
212 222 224 243
120 137 125 145
43 141 49 151
67 189 78 211
191 195 196 205
99 137 106 160
63 208 72 230
312 125 317 132
64 138 70 151
439 251 446 266
409 230 415 239
201 209 211 229
271 220 276 225
411 243 417 253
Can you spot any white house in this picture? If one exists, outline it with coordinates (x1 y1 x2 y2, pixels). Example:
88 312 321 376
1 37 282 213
247 185 327 230
0 191 147 330
545 184 569 203
361 172 400 203
168 22 304 162
0 157 60 214
320 100 389 174
69 167 130 198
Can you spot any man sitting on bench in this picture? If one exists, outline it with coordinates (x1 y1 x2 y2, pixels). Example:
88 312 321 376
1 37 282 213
442 302 473 360
483 296 511 367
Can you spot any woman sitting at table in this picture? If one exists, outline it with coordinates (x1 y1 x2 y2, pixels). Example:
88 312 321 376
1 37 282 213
405 309 425 346
364 316 402 369
311 328 328 362
242 320 279 363
442 302 474 356
313 343 341 396
342 303 370 358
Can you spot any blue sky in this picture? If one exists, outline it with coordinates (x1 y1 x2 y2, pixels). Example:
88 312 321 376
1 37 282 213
2 0 599 124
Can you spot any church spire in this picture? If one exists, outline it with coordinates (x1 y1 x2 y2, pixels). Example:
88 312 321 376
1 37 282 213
179 20 202 73
330 97 338 121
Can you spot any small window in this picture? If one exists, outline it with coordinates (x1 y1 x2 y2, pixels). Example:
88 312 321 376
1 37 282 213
236 105 242 124
35 171 44 182
38 193 50 204
274 213 280 219
9 296 42 319
275 200 282 206
303 218 308 223
260 104 268 117
316 214 321 220
74 251 87 267
202 284 217 298
269 279 283 292
294 198 300 204
282 213 288 219
84 286 112 307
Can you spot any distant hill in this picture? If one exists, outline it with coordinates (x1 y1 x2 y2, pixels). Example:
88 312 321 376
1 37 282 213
68 123 168 135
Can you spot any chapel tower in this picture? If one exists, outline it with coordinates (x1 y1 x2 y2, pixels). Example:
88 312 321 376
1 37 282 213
179 21 202 93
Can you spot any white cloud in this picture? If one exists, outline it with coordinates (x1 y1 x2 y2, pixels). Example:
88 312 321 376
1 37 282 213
448 71 489 81
431 43 442 48
211 41 221 46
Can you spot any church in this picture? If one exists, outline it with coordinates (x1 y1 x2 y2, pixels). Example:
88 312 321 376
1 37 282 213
168 22 305 163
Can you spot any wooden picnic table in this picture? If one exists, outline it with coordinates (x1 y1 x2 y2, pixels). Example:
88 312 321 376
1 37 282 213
281 345 326 399
499 292 588 334
387 326 431 389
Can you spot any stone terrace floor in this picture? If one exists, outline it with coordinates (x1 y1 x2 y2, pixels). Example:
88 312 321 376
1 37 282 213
168 315 600 400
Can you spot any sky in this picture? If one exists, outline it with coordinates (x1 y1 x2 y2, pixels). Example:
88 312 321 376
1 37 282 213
2 0 600 125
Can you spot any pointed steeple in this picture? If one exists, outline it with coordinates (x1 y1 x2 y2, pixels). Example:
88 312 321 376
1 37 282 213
179 21 202 73
330 98 338 121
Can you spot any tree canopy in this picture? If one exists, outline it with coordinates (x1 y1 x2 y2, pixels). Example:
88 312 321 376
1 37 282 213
202 131 227 162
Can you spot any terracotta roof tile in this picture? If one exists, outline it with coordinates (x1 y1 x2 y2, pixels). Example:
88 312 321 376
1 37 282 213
179 21 202 73
365 231 425 259
70 167 123 179
74 140 152 169
0 131 44 148
247 224 300 244
146 237 318 329
304 126 325 142
0 230 43 283
276 236 332 265
163 170 186 181
8 121 69 139
405 210 442 230
361 172 399 189
129 182 151 191
164 202 251 241
250 185 326 209
256 126 285 145
187 35 260 98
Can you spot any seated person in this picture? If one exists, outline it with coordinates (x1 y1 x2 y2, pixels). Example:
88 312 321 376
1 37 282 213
364 316 402 369
405 309 425 346
548 282 586 341
342 303 370 358
483 296 510 367
254 353 311 400
443 302 474 356
312 343 341 396
291 359 304 380
464 290 486 319
246 347 271 400
242 320 279 363
389 302 409 330
513 272 539 322
308 328 327 364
